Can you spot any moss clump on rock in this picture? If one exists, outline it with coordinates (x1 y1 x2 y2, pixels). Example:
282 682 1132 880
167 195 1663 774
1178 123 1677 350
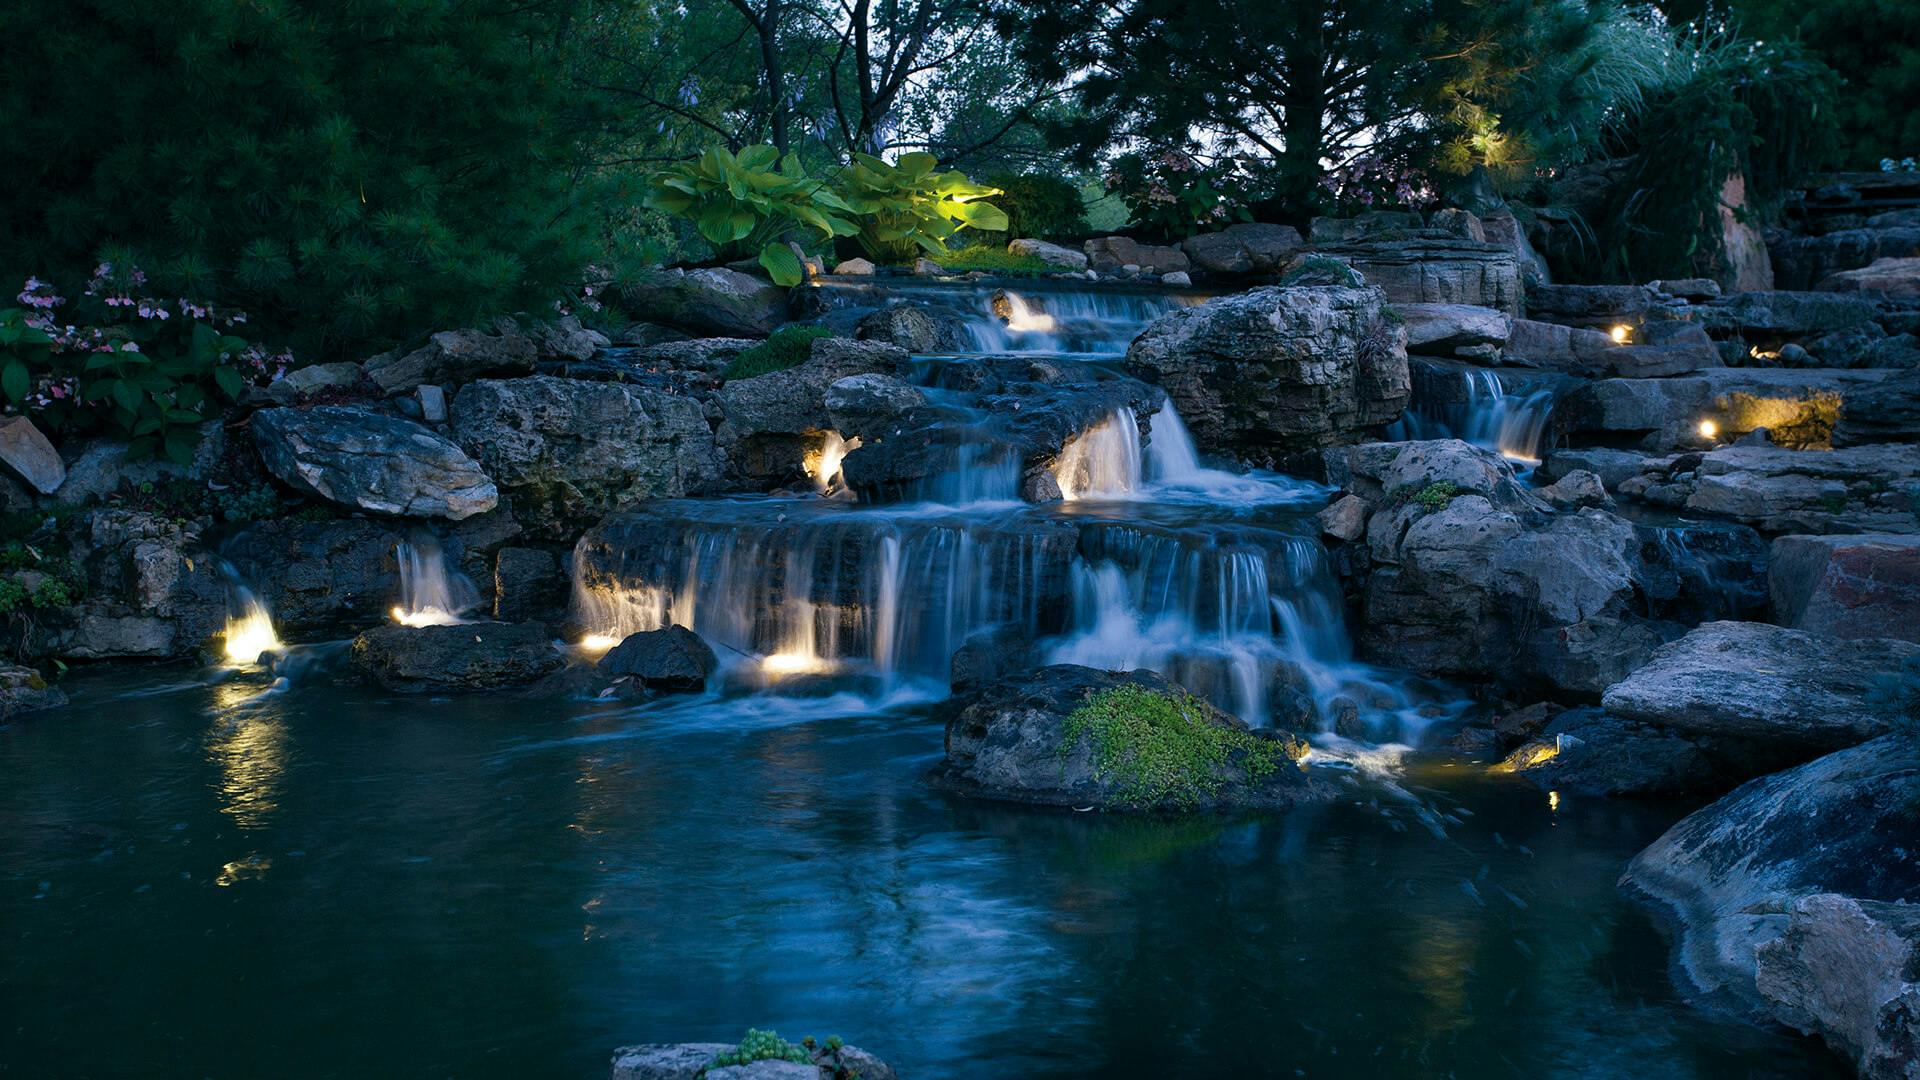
1062 684 1289 809
722 326 837 381
704 1028 811 1072
1408 480 1462 512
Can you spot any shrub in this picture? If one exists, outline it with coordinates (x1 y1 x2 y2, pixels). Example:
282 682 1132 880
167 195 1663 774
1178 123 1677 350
644 146 859 285
975 172 1090 243
835 153 1009 262
1061 684 1286 809
5 269 282 462
722 326 836 381
925 245 1052 276
1409 481 1463 512
707 1029 810 1071
1104 150 1255 239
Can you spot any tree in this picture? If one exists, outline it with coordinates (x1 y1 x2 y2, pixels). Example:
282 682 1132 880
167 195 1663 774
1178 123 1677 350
1 0 618 355
1730 0 1920 167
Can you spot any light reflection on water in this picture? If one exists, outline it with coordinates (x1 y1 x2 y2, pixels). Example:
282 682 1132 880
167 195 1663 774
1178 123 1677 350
0 666 1845 1079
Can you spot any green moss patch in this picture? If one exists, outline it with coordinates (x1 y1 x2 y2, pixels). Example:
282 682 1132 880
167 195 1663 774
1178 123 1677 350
722 325 836 381
1062 684 1289 809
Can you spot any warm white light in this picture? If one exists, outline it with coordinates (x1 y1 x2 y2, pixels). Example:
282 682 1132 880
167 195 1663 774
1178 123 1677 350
1609 324 1631 344
391 605 465 628
578 633 621 653
222 604 283 664
1002 293 1057 333
760 652 828 675
1697 419 1719 440
803 431 860 494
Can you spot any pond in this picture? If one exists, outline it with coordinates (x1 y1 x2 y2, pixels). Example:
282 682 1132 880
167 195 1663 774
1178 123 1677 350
1 666 1842 1078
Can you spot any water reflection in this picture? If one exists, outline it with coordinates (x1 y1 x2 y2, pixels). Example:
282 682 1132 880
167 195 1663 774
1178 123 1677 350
205 683 291 830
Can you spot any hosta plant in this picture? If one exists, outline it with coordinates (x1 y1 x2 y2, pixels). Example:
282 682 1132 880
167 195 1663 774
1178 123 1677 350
835 152 1009 262
644 146 857 285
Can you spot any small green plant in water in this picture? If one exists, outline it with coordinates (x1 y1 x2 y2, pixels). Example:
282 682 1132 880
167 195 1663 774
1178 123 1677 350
723 326 836 381
1061 684 1286 809
706 1028 811 1071
1410 480 1462 512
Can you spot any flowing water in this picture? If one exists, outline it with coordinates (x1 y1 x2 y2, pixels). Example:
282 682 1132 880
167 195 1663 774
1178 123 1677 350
0 282 1845 1078
1392 363 1558 466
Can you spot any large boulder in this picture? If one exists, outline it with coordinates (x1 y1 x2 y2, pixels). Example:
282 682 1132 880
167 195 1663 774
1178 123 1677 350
0 664 66 717
1007 238 1088 271
1755 894 1920 1080
609 1040 897 1080
1325 236 1524 315
1553 367 1892 451
1770 534 1920 643
823 374 926 441
349 620 563 692
1396 302 1512 358
252 406 498 520
450 376 724 538
1492 708 1718 797
1601 621 1920 751
1525 283 1655 328
1618 443 1920 535
0 417 65 494
597 625 717 692
854 301 969 352
223 518 408 637
1620 736 1920 1021
1124 285 1409 461
1083 235 1190 275
1772 222 1920 290
362 325 537 395
1685 290 1884 339
716 338 907 485
24 510 226 660
1817 256 1920 299
932 664 1331 812
1505 318 1720 378
1835 371 1920 447
612 267 791 337
1179 222 1304 276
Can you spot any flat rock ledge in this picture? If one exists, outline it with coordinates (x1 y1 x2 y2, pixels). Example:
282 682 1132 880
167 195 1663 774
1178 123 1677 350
931 664 1336 813
610 1041 897 1080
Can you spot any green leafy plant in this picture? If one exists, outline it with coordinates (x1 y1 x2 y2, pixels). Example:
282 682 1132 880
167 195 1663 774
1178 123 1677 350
1061 684 1289 810
835 152 1009 262
973 172 1090 243
1409 481 1463 512
925 245 1052 276
645 146 858 285
1104 150 1254 239
706 1029 810 1070
722 326 836 381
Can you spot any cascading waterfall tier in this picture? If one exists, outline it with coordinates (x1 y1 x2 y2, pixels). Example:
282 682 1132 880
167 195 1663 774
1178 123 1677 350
1393 362 1559 465
392 532 480 627
814 277 1206 357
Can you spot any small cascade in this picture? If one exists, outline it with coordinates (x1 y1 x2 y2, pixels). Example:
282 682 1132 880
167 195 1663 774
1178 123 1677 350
813 278 1200 357
805 431 859 495
220 572 283 666
392 532 480 627
1053 407 1143 499
1394 366 1555 465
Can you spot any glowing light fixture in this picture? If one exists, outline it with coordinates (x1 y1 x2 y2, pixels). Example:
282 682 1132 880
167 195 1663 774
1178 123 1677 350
1697 419 1719 440
222 597 283 664
760 652 828 675
391 605 464 628
578 633 622 653
1609 324 1632 345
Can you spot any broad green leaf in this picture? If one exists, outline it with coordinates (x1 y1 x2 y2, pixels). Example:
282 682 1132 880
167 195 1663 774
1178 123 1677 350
758 243 805 286
213 367 244 398
1 360 26 402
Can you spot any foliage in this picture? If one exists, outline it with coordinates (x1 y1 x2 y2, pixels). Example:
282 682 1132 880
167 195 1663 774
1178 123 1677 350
835 153 1010 262
109 478 284 526
1732 0 1920 167
1061 684 1285 809
1409 481 1463 512
1 0 619 355
973 173 1091 243
707 1029 810 1070
644 146 858 285
5 270 283 462
723 327 837 381
1277 257 1365 288
1104 151 1255 239
1318 158 1437 216
0 540 87 618
927 246 1053 276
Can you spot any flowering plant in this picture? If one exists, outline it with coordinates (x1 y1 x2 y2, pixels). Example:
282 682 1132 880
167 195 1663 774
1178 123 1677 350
3 266 290 462
1104 150 1255 239
1317 156 1436 215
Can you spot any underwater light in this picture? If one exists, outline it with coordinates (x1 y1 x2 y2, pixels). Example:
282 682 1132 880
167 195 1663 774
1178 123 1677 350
761 652 829 675
1697 419 1719 440
1609 324 1632 345
222 604 283 664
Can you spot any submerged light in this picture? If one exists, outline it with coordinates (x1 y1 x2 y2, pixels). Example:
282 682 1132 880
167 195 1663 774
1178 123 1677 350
1609 324 1632 345
222 598 283 664
1697 419 1719 440
578 633 622 653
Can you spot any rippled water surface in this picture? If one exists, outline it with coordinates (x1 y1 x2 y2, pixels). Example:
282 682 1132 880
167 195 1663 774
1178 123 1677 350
2 668 1842 1078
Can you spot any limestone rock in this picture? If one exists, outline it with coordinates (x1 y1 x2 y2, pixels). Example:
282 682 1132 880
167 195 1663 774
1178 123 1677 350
1008 237 1089 271
1770 534 1920 643
1755 894 1920 1080
609 1041 897 1080
0 664 67 717
854 301 967 352
613 267 791 337
223 518 410 636
1179 223 1303 276
1817 256 1920 299
1396 302 1512 357
1124 285 1409 460
492 547 566 624
824 374 927 441
450 377 724 539
266 361 364 404
1329 236 1523 315
1494 708 1717 797
0 417 65 494
597 625 717 692
363 326 537 395
1083 236 1190 275
1601 621 1920 750
830 258 876 275
349 621 562 692
251 406 498 520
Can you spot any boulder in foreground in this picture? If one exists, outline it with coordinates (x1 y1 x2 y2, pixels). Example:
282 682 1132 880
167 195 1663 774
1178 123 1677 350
933 664 1332 812
610 1035 896 1080
1754 893 1920 1080
350 621 562 692
597 626 717 692
252 406 498 520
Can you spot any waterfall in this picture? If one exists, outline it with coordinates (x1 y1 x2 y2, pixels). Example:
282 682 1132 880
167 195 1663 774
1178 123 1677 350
1144 403 1204 481
392 533 480 627
805 432 859 495
1393 367 1555 465
220 571 283 665
1053 407 1143 499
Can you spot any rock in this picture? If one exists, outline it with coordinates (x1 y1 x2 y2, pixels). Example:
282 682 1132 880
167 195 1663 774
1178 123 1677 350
25 510 228 660
1480 208 1549 287
0 664 66 717
613 268 791 338
1770 534 1920 643
223 518 409 636
1429 207 1486 242
1308 212 1424 243
1322 438 1541 512
1676 443 1920 534
363 326 538 395
1317 493 1369 542
1278 254 1366 287
450 377 724 539
51 439 190 508
1773 223 1920 290
597 625 717 692
492 547 565 624
416 384 447 424
1717 173 1775 292
1007 238 1089 271
529 315 612 363
830 257 876 275
619 338 760 382
717 339 907 485
0 417 65 494
949 624 1042 695
854 301 967 352
1602 621 1920 750
349 621 562 692
932 664 1331 812
266 361 364 404
1755 894 1920 1080
1539 447 1667 491
1327 236 1523 315
609 1041 897 1080
1395 302 1512 357
911 257 946 276
1083 236 1190 275
1179 223 1304 276
1124 285 1410 460
1553 367 1892 451
1620 736 1920 1020
1652 278 1723 301
1525 284 1655 328
1160 271 1191 287
823 374 926 441
1494 708 1717 796
251 406 498 520
1537 469 1612 510
1686 290 1883 339
1835 371 1920 447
